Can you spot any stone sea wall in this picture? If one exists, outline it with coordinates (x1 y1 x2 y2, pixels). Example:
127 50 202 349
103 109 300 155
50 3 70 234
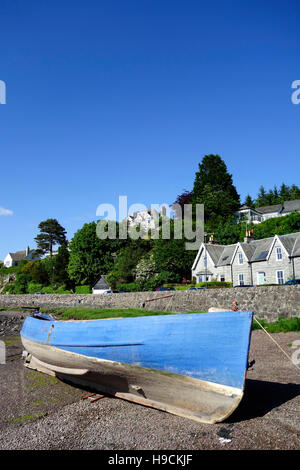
0 285 300 321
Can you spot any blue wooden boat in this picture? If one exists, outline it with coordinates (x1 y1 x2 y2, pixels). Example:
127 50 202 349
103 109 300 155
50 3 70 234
20 310 253 424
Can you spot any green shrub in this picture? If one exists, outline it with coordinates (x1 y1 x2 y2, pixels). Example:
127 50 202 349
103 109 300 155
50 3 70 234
54 286 73 294
195 281 232 288
117 283 141 292
75 285 91 294
27 282 44 294
39 285 72 294
1 284 15 294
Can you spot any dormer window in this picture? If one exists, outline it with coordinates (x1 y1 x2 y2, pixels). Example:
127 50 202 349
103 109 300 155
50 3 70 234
276 247 282 261
238 252 243 264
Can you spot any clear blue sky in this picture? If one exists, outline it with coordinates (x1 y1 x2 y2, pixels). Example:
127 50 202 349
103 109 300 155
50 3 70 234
0 0 299 260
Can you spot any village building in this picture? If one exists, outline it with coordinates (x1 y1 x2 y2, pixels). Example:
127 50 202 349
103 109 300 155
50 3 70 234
235 199 300 225
3 246 40 268
125 207 168 236
92 275 111 294
192 231 300 286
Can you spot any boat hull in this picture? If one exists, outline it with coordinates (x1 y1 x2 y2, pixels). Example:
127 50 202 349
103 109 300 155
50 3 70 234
20 311 253 424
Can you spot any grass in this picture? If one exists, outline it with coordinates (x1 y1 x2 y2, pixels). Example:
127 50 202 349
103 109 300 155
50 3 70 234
40 307 300 333
9 413 47 423
41 306 182 320
252 316 300 333
2 303 299 332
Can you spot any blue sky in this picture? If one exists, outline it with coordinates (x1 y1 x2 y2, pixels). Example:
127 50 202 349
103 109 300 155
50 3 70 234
0 0 299 260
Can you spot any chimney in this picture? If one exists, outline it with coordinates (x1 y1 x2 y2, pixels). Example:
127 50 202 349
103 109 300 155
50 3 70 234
208 234 216 244
244 229 254 243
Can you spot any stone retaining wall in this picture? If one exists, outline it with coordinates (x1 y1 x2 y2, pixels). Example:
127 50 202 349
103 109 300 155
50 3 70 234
1 285 300 321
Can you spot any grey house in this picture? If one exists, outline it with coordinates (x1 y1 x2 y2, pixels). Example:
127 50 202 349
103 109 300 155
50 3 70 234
192 231 300 286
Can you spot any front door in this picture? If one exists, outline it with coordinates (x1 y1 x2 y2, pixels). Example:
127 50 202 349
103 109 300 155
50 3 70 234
257 272 265 285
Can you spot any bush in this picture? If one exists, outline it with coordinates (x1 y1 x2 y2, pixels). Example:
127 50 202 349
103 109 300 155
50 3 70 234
117 283 141 292
54 286 73 294
1 284 15 294
195 281 232 288
27 282 44 294
39 285 73 294
11 273 28 294
75 285 91 294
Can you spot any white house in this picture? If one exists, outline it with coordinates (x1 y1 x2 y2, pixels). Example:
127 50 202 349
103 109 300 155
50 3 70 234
192 231 300 286
235 199 300 225
127 208 160 232
92 275 111 294
125 207 168 236
3 246 40 268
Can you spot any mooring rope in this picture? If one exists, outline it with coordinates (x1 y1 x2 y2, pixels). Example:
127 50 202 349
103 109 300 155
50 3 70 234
253 315 300 372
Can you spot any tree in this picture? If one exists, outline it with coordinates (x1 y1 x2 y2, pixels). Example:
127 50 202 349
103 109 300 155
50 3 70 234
152 219 195 281
53 242 71 287
21 260 49 285
35 219 67 258
279 183 291 202
11 273 29 294
290 184 300 200
106 241 150 288
212 217 250 245
172 190 193 211
192 155 240 228
68 221 126 287
243 194 255 208
253 212 300 240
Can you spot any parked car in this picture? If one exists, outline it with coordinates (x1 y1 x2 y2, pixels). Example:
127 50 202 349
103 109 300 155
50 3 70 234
155 287 175 292
102 289 113 294
284 279 300 286
188 287 204 290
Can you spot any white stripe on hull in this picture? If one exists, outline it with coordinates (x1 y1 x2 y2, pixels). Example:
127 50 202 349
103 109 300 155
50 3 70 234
21 336 243 424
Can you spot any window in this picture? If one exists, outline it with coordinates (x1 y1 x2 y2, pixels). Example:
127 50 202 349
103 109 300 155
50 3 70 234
239 274 244 286
238 252 243 264
277 271 284 285
276 247 282 260
257 251 268 260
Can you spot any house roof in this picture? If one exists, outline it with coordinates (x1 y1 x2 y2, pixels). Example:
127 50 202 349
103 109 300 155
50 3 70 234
9 250 27 261
238 205 260 213
217 245 236 266
291 235 300 257
93 275 109 290
255 204 282 214
239 242 257 260
277 235 297 255
205 245 225 265
280 199 300 214
237 199 300 218
250 238 274 262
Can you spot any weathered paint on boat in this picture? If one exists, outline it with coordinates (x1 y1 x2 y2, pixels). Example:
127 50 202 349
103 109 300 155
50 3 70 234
20 311 253 424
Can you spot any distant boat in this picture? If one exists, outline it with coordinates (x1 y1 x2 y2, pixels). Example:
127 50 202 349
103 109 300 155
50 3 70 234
20 310 253 424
